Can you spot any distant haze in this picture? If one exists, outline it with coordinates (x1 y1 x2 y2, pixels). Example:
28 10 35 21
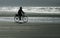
0 0 60 6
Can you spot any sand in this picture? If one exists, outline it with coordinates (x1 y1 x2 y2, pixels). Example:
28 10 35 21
0 21 59 38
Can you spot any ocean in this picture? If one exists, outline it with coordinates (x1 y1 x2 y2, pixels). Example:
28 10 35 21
0 6 60 23
0 6 60 14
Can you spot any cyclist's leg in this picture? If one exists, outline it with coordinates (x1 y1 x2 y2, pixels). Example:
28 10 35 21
19 16 21 20
18 14 21 20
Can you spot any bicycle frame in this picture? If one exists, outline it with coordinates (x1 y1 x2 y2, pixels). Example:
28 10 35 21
14 14 28 23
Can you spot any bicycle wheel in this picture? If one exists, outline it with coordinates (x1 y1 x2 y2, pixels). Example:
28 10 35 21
23 16 28 23
14 16 19 23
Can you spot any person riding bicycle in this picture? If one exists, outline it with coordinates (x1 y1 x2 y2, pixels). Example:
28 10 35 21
18 7 25 20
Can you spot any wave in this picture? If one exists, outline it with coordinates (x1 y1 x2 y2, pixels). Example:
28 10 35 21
0 7 60 14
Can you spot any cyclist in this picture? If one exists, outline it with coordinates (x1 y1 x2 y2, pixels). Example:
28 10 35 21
18 7 25 20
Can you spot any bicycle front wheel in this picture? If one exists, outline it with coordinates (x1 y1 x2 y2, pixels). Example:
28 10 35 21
23 16 28 23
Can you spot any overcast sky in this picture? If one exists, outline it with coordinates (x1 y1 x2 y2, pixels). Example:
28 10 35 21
0 0 60 6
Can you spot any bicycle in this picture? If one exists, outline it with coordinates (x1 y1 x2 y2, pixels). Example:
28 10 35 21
14 14 28 23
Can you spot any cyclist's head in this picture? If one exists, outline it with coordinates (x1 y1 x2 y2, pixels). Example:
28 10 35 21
20 7 22 10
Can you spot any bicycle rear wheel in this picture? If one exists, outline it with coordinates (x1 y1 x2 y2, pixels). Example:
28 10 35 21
14 16 19 23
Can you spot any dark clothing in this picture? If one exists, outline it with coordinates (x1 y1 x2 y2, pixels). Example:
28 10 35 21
18 7 25 20
18 9 24 16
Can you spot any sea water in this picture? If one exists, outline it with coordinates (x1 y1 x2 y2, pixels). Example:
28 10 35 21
0 17 60 23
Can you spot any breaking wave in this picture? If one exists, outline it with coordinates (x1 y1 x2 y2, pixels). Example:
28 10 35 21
0 6 60 14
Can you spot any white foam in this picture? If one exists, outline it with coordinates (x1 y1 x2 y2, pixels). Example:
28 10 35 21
0 17 60 23
0 7 60 14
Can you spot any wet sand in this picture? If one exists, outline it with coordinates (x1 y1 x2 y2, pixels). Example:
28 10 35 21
0 22 60 38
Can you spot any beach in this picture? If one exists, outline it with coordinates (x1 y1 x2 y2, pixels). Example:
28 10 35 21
0 7 60 38
0 17 60 38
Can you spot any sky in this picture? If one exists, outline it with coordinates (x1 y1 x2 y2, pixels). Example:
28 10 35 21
0 0 60 6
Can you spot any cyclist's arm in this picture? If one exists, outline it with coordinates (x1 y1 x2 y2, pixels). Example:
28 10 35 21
22 11 25 14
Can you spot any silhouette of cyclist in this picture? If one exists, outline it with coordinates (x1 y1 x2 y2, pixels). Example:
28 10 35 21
18 7 25 20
